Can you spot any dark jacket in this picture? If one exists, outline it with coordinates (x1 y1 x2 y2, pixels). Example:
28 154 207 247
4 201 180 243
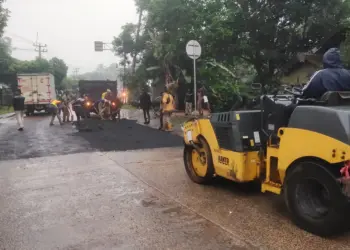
185 92 193 103
111 97 122 110
72 98 85 112
12 95 25 111
302 48 350 99
139 92 151 109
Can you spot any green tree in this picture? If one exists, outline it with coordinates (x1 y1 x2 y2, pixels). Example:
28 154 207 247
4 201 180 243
9 58 50 73
0 1 10 74
49 57 68 90
205 0 350 86
113 23 135 67
61 77 77 90
113 0 350 110
9 57 68 90
341 32 350 68
0 0 9 38
0 37 13 73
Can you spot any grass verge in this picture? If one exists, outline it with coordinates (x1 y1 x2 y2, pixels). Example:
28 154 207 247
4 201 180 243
171 115 191 126
122 104 137 110
0 106 13 115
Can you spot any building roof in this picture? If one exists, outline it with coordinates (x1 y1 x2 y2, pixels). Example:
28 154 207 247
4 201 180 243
283 28 348 75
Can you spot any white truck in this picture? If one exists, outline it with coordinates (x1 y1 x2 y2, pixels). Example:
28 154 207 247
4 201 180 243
17 73 57 116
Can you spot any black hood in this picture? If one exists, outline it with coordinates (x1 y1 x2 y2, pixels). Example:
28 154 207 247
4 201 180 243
323 48 343 69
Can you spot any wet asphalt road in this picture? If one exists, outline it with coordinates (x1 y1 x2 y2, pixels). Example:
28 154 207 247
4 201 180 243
1 114 350 249
0 113 183 160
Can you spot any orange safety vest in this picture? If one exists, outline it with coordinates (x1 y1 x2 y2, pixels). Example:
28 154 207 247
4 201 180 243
162 93 174 112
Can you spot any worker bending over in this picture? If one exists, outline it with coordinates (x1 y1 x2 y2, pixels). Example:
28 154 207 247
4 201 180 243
49 99 63 126
72 95 87 125
99 89 112 119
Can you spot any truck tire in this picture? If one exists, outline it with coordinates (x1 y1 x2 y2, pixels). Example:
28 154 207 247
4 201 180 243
183 137 215 184
284 161 349 237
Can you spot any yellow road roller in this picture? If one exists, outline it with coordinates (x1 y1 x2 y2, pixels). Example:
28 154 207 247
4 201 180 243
183 87 350 237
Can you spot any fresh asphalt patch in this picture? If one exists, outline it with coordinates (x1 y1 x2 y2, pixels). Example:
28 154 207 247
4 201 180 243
0 117 183 161
75 118 183 151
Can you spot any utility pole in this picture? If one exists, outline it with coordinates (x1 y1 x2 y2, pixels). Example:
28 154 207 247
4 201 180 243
73 68 79 80
34 43 47 59
33 33 47 59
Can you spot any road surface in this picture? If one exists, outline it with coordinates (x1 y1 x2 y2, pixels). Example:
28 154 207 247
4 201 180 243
0 114 350 249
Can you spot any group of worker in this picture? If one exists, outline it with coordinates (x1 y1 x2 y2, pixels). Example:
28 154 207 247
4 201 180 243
12 48 350 131
96 89 122 120
139 86 175 131
48 89 122 126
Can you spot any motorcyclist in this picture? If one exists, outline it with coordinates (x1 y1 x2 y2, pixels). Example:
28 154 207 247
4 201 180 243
302 48 350 99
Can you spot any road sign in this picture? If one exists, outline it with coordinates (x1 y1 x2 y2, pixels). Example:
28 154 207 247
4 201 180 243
186 40 201 60
94 41 104 52
186 40 201 114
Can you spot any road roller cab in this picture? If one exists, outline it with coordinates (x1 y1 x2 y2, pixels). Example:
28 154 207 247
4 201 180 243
183 89 350 237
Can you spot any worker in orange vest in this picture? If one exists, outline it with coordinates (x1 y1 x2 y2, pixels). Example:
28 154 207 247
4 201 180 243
161 87 174 131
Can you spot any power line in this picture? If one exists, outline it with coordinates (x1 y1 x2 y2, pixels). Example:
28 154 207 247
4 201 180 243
12 47 34 51
5 31 34 45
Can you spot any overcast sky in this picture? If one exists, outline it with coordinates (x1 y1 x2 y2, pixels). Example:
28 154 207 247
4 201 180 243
3 0 138 74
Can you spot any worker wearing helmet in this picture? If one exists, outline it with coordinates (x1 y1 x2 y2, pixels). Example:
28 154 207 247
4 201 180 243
100 89 112 117
49 99 63 126
101 89 112 100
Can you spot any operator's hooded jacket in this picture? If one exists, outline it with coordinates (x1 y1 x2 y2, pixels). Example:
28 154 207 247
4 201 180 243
302 48 350 99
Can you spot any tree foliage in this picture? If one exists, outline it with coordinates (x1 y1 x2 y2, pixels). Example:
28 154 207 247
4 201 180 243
0 1 11 74
341 32 350 68
114 0 350 110
8 57 68 90
0 36 13 73
61 77 77 91
0 0 9 38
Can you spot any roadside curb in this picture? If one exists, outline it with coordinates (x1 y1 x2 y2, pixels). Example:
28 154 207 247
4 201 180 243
121 108 184 137
137 120 183 137
0 112 15 119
